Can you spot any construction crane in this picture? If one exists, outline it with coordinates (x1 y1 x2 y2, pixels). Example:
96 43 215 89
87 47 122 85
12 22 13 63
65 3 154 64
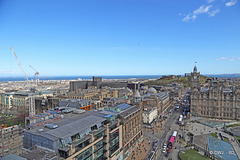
9 47 29 81
9 47 37 118
29 65 39 85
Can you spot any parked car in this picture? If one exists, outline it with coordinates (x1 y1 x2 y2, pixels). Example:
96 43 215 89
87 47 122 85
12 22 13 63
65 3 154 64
163 147 166 153
163 143 167 148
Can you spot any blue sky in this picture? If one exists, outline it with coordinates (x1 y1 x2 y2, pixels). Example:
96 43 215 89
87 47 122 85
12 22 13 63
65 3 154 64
0 0 239 77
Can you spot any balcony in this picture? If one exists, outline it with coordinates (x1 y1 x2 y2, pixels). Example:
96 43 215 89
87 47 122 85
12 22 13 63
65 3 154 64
58 146 71 152
93 127 106 136
109 132 119 141
109 121 118 131
72 135 91 147
95 155 107 160
94 146 103 153
109 143 119 158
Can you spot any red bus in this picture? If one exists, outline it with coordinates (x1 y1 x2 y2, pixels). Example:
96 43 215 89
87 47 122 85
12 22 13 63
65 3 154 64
167 136 175 149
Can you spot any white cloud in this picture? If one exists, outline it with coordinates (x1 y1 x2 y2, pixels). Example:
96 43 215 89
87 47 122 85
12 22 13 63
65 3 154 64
194 5 212 14
216 57 240 61
192 14 197 20
182 5 213 22
226 0 238 6
216 57 228 61
208 9 220 16
182 14 191 22
181 0 239 22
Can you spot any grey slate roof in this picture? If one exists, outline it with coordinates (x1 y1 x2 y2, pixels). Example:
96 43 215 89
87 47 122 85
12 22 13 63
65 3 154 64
25 110 110 142
46 115 105 139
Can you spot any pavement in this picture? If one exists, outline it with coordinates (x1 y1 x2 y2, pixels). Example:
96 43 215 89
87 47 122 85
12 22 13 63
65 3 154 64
126 137 151 160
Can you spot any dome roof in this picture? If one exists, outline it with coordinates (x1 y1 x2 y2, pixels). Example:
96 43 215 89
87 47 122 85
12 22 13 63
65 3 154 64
147 87 157 93
134 90 141 98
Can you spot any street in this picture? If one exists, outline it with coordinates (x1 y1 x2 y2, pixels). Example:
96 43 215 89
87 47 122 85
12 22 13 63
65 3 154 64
143 104 183 160
157 106 182 160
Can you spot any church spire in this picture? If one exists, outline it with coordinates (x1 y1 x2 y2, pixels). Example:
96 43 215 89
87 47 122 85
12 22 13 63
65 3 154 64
194 62 197 73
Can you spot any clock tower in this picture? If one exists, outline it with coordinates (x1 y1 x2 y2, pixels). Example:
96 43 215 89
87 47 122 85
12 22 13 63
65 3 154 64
191 65 200 90
190 64 200 117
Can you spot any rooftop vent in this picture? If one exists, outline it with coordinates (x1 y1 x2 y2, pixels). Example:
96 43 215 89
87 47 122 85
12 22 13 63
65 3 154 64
38 129 44 132
44 123 58 129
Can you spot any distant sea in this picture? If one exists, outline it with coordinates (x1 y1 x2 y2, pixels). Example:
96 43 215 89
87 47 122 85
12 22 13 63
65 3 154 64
0 74 239 82
0 75 163 82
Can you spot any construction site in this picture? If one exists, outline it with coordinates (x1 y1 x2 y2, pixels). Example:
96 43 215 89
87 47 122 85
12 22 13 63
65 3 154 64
0 47 69 157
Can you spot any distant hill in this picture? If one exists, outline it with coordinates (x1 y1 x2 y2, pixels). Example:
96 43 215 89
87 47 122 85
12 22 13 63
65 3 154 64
204 74 240 78
146 75 210 87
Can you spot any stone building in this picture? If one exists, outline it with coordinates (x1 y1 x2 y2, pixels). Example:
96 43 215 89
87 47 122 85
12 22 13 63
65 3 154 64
117 104 143 159
141 92 170 118
69 77 129 92
0 92 28 114
190 65 240 120
22 103 142 160
101 103 143 160
67 87 119 109
101 97 130 108
165 82 184 100
0 125 24 157
142 107 158 124
69 77 103 91
67 87 118 101
0 91 53 115
35 97 59 115
59 99 92 111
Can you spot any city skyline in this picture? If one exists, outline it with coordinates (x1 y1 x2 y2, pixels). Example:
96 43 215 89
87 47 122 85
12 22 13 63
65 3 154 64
0 0 240 77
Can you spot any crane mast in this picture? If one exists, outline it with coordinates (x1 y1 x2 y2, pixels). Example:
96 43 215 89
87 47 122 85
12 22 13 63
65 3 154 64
9 47 29 81
9 47 35 118
29 65 39 85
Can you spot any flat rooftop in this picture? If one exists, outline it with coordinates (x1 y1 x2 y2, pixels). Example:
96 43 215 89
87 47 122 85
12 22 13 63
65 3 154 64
26 110 116 141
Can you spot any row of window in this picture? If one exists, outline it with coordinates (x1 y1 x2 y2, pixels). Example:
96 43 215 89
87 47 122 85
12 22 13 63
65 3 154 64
200 107 233 111
193 101 239 107
75 140 105 160
76 146 92 160
200 111 233 117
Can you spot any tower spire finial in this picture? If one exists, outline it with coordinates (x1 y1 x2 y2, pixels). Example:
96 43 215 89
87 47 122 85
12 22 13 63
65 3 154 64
194 62 197 72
